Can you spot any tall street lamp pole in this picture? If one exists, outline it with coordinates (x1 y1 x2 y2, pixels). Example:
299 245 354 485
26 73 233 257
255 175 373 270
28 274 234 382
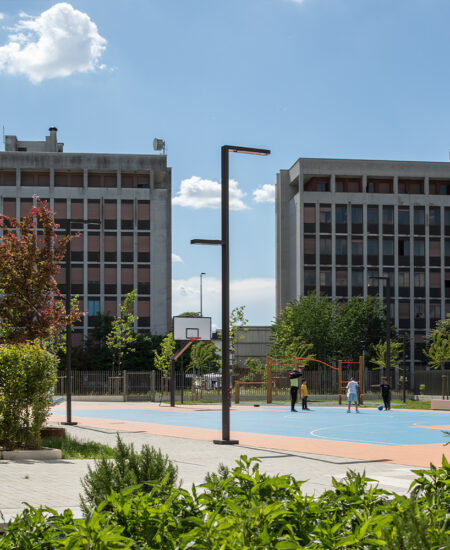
192 145 270 445
369 275 391 384
62 219 100 426
200 272 206 316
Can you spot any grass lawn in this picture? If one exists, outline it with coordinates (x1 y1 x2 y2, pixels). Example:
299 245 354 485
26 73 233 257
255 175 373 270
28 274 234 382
42 434 115 459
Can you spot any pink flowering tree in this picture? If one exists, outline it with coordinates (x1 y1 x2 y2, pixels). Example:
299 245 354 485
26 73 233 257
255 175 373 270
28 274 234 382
0 198 83 343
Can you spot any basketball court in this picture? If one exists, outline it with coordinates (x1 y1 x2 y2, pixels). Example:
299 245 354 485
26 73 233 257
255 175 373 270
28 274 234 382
51 402 450 468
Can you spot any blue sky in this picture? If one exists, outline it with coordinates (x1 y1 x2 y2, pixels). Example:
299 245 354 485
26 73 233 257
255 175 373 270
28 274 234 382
1 0 450 328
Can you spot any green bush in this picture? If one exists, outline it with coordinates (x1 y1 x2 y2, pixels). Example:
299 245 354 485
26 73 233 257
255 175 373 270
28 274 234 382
0 342 58 450
80 434 178 515
2 455 449 549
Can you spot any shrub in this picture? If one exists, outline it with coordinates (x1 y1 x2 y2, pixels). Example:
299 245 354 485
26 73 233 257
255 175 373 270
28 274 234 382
80 434 178 515
0 342 58 450
2 455 450 549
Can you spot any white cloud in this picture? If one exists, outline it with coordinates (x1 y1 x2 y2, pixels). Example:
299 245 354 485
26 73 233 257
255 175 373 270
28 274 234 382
172 176 248 210
253 184 275 203
172 276 275 327
0 3 107 84
172 253 183 263
0 13 5 20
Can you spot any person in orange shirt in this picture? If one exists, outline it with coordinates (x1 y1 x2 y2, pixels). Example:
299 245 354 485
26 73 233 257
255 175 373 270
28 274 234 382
301 380 310 411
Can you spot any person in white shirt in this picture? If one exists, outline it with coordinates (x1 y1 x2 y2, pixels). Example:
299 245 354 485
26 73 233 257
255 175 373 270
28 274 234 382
346 377 359 413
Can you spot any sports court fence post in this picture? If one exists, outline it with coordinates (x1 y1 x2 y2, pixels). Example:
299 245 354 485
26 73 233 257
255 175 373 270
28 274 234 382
359 356 363 405
123 370 127 402
235 381 240 404
150 371 155 402
170 359 175 407
266 356 273 404
442 375 449 400
338 360 342 405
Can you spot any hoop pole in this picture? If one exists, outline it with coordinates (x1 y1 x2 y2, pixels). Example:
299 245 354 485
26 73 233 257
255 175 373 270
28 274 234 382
235 381 240 404
170 338 199 407
359 355 364 405
267 356 272 404
338 360 342 405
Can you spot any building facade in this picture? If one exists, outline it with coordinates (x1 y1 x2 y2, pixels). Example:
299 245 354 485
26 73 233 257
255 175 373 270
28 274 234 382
0 128 171 344
276 157 450 376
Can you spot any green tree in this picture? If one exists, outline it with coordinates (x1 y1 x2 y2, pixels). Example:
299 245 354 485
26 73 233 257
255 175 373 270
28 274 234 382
241 357 266 382
106 290 138 369
229 305 248 366
189 341 220 372
370 340 403 370
424 332 450 369
154 332 176 376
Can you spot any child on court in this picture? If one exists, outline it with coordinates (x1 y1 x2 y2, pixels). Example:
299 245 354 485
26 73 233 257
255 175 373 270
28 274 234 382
346 377 359 413
301 379 310 410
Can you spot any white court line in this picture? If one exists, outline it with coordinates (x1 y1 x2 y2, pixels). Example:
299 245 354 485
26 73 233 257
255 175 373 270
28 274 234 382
310 424 399 446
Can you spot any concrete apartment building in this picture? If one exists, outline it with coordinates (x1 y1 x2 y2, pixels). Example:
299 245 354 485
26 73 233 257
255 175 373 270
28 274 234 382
276 157 450 377
0 128 171 344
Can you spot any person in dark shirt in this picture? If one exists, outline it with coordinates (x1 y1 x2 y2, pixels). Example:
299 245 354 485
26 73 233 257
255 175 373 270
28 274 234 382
372 377 391 410
289 367 302 412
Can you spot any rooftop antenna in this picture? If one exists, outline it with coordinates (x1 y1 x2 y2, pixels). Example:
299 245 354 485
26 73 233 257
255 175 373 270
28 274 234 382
2 126 4 145
153 138 166 155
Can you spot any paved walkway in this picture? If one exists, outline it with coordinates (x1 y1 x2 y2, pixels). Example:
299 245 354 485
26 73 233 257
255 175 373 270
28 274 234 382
1 401 448 527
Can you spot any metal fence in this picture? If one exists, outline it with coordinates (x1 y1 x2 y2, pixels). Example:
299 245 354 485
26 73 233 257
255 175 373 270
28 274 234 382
413 370 450 396
56 367 415 403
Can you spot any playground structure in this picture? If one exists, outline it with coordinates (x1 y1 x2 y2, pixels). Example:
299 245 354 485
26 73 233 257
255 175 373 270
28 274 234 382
234 355 365 405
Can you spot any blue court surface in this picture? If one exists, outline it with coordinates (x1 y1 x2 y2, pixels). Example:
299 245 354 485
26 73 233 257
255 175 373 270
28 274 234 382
56 406 450 447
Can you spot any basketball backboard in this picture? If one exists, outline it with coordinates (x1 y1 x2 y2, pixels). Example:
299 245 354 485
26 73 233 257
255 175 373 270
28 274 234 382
173 316 211 341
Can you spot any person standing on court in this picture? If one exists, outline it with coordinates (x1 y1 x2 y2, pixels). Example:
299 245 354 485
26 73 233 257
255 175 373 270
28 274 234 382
289 366 302 412
372 377 391 410
346 377 359 413
301 379 310 410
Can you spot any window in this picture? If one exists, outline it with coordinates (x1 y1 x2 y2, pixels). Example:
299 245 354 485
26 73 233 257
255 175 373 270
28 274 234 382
104 200 117 220
429 207 440 226
399 239 410 256
430 240 440 257
320 237 331 255
317 181 328 192
335 205 347 223
336 270 347 286
368 270 379 285
352 270 363 287
88 267 100 284
398 208 409 225
382 271 394 287
414 239 425 256
383 238 394 256
446 240 450 257
398 271 410 287
320 270 331 287
88 299 100 316
87 200 100 220
336 237 347 255
367 238 378 256
414 302 425 319
430 303 441 320
399 302 410 319
445 208 450 226
383 206 394 224
304 237 315 255
319 206 331 224
430 271 441 288
414 208 425 225
352 239 363 255
414 271 425 287
368 206 378 225
303 205 315 223
304 269 315 286
351 206 362 224
104 266 117 284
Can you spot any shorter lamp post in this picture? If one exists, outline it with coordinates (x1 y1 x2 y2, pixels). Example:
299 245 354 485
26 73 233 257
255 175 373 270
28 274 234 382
368 275 391 384
62 219 100 426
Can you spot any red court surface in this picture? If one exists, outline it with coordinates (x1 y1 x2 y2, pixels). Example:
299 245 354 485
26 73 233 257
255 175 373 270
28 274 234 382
51 402 449 468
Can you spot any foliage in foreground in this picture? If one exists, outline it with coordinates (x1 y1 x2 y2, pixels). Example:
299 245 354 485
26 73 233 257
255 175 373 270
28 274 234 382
3 455 450 549
79 435 178 515
0 342 58 451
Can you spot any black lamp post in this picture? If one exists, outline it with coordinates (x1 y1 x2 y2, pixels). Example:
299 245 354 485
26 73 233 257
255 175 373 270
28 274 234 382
369 275 391 384
200 272 206 316
62 219 100 426
191 144 270 445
